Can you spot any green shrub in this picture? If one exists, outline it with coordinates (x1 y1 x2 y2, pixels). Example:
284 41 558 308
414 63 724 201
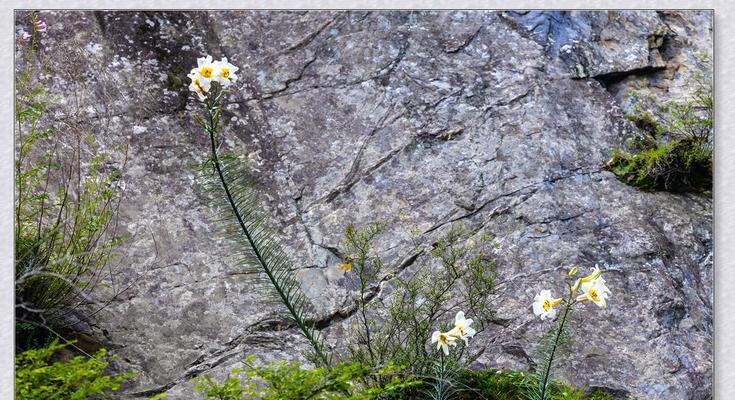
15 339 133 399
194 356 419 400
15 11 126 348
455 369 623 400
341 223 497 381
606 137 711 192
605 57 712 193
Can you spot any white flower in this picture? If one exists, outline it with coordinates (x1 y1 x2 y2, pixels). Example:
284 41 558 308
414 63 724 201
212 57 239 87
532 290 563 320
188 71 211 101
449 311 476 345
194 55 216 83
431 330 458 355
580 265 603 283
571 264 603 293
576 277 611 308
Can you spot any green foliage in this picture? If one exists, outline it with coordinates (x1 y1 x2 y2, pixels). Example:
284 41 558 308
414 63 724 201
605 57 712 193
194 85 329 367
15 11 126 348
340 222 497 391
15 339 133 400
420 358 461 400
606 137 711 192
457 369 536 400
455 369 622 400
194 356 419 400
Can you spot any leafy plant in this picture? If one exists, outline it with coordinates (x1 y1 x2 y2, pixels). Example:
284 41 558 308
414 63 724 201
15 10 127 349
194 356 419 400
192 68 329 367
15 339 134 399
604 55 712 192
340 222 497 395
525 266 612 400
455 369 625 400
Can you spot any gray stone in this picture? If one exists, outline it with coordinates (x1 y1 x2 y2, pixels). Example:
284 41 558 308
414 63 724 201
18 10 711 399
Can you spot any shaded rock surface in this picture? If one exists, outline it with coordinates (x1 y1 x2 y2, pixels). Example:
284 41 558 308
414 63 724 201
17 10 712 399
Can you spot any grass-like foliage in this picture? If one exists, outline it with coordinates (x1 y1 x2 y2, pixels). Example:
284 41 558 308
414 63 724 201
15 339 134 399
194 356 419 400
193 83 329 367
15 11 127 350
604 55 712 193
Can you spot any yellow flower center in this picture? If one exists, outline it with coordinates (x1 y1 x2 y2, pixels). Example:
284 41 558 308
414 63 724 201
589 288 599 302
457 325 466 335
438 333 450 345
543 299 552 311
219 68 230 78
199 66 214 78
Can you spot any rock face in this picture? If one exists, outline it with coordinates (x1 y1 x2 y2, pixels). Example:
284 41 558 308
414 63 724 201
18 10 712 399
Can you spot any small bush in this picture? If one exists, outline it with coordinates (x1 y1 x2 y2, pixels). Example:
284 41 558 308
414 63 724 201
15 339 133 399
605 57 712 193
456 369 622 400
15 11 127 349
606 136 711 192
341 222 497 379
194 356 419 400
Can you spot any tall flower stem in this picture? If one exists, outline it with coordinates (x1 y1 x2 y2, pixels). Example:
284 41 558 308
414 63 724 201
200 89 330 368
538 290 575 400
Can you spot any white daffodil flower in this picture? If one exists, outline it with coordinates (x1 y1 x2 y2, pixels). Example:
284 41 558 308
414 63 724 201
532 290 563 320
431 330 458 356
576 278 611 308
195 55 216 83
449 311 476 345
213 57 239 87
188 71 211 101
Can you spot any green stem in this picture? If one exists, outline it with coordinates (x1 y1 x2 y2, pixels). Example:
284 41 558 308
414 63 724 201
539 292 574 400
202 94 330 368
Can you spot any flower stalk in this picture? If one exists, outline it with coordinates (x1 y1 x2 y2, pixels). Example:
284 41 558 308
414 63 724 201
538 287 575 400
190 56 330 368
530 265 611 400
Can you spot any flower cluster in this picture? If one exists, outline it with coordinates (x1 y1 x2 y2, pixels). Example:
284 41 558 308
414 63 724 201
431 311 476 355
531 264 611 320
20 17 47 40
188 55 239 101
